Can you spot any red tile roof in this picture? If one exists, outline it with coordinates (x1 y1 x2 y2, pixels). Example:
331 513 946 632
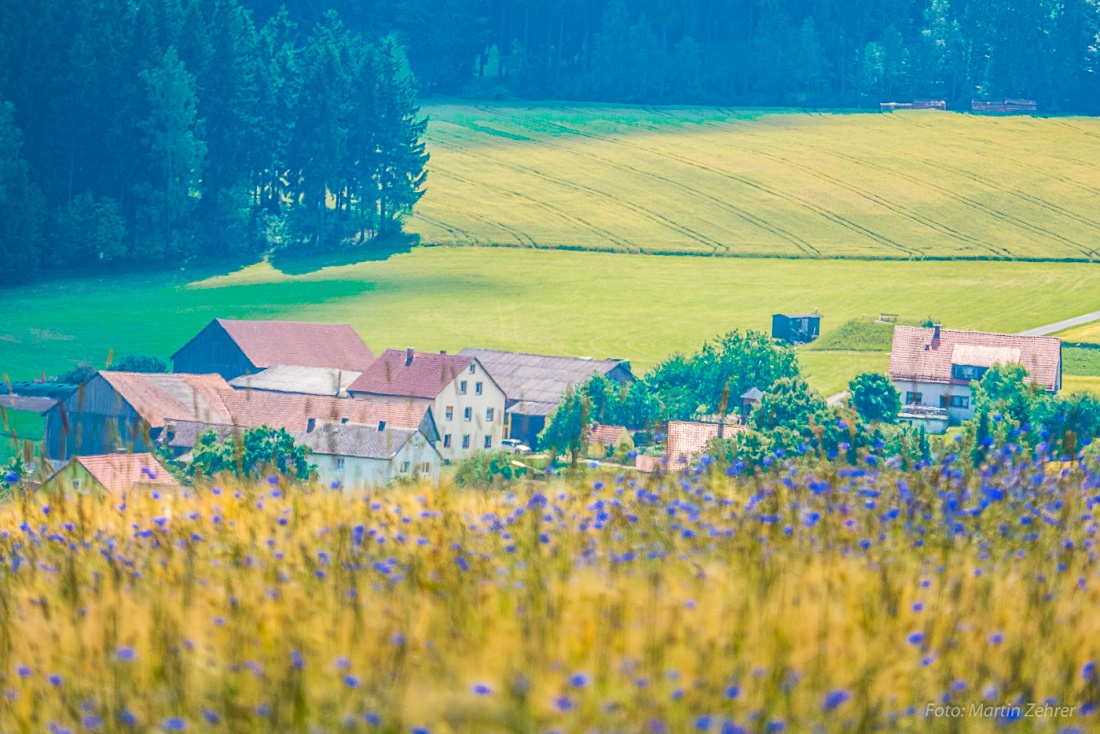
99 372 233 427
216 389 432 432
75 453 179 494
348 350 476 399
888 326 1062 392
195 319 374 371
589 424 629 446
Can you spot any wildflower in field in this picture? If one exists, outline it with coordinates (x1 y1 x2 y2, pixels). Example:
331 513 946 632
906 631 924 646
4 471 18 483
569 672 589 688
115 646 136 662
118 711 137 726
1083 661 1097 681
472 683 492 696
725 684 740 699
363 712 380 725
48 674 62 686
822 689 851 711
15 664 30 678
989 632 1005 645
161 718 187 731
553 695 574 711
343 674 360 687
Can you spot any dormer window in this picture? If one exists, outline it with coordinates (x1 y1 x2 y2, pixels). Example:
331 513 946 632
951 364 988 382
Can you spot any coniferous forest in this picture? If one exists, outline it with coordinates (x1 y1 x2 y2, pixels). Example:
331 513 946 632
1 0 1098 284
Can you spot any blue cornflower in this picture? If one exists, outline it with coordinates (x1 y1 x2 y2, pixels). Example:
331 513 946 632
201 711 219 725
725 685 740 699
472 683 492 696
363 712 381 726
907 631 924 645
554 695 574 711
15 664 30 678
82 716 103 730
344 674 360 687
48 674 63 686
569 672 589 688
989 632 1004 645
822 689 851 711
695 715 713 730
4 471 18 484
115 646 136 662
1083 661 1097 681
161 718 187 731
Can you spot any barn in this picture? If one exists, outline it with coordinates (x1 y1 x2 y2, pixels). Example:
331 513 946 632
171 319 375 380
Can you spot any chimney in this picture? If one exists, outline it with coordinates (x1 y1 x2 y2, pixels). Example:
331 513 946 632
440 350 447 355
405 347 414 366
306 418 316 433
933 323 941 340
378 420 386 432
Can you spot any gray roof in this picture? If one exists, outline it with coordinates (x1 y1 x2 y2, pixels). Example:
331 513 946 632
505 399 560 417
458 348 633 409
163 421 243 450
0 395 57 413
229 365 363 397
291 423 421 460
740 388 764 401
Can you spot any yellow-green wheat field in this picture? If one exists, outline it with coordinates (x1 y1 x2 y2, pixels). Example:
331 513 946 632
2 453 1099 733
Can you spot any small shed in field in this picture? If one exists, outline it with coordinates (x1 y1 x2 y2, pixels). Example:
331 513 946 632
772 313 822 344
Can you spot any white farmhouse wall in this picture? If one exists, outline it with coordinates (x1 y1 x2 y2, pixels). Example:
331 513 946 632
311 432 442 490
891 379 975 422
433 360 506 462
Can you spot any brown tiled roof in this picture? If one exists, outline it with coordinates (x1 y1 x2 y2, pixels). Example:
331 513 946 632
666 420 744 469
216 390 432 433
75 453 179 494
888 326 1061 391
99 372 233 427
348 350 476 399
589 423 629 446
181 319 375 371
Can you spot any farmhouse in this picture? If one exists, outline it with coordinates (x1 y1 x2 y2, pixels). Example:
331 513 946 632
229 365 364 397
889 325 1062 425
171 319 375 379
42 453 179 496
292 422 442 489
666 418 743 470
772 313 822 344
458 348 635 450
44 372 233 460
348 349 504 462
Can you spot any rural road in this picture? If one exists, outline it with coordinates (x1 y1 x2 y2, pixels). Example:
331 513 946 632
1018 311 1100 337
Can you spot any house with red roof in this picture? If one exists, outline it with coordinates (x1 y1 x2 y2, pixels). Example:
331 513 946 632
888 325 1062 426
42 453 179 496
171 319 375 380
348 349 506 462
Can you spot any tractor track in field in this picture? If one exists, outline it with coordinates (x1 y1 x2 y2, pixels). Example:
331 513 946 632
413 213 482 246
430 166 641 251
467 108 822 256
787 136 1099 261
887 115 1100 200
439 131 730 255
573 115 922 259
693 127 1004 260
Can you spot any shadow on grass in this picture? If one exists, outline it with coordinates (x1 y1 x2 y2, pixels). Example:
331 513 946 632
269 234 420 276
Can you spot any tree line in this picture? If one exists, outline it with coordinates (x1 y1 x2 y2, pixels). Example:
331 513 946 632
260 0 1098 110
0 0 428 285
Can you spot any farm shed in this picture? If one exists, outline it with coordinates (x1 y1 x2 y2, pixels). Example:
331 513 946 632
43 372 233 460
292 422 442 489
229 365 364 397
588 423 634 458
772 313 822 344
42 453 179 496
348 349 504 462
172 319 375 380
666 419 744 470
889 325 1061 424
458 348 635 451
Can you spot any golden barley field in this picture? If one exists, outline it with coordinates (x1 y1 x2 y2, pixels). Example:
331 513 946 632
2 452 1099 733
410 104 1100 261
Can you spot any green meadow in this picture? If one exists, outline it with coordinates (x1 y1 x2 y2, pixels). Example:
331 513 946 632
3 248 1100 396
411 104 1100 261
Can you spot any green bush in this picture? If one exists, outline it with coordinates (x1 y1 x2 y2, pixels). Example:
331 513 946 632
453 451 522 487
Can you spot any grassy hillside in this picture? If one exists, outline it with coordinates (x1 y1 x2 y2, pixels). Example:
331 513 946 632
4 248 1100 394
410 104 1100 261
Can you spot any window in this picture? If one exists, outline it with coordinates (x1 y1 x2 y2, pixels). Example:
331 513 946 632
469 364 476 374
335 457 345 469
401 461 411 473
418 462 431 474
905 392 923 405
475 382 483 395
486 408 494 422
443 434 452 448
459 381 467 395
951 395 970 408
445 406 453 421
952 364 988 382
484 435 492 449
463 407 472 421
462 435 470 449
